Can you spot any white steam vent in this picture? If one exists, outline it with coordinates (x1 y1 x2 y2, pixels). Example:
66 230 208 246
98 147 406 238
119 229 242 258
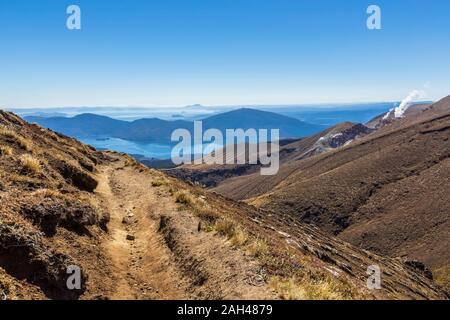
383 89 426 120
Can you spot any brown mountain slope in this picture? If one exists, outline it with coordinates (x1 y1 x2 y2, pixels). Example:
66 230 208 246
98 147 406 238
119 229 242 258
171 122 372 195
208 103 445 201
0 110 448 299
246 96 450 278
92 157 449 300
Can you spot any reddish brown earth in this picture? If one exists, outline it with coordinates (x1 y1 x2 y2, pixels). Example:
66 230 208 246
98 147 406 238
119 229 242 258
173 97 450 291
169 122 371 191
1 110 448 299
240 96 450 287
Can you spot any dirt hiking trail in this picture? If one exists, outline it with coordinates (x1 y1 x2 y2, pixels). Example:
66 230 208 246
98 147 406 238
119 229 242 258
94 157 276 300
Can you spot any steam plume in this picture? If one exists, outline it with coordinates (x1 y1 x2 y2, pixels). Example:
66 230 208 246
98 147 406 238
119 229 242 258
383 89 426 120
394 90 426 118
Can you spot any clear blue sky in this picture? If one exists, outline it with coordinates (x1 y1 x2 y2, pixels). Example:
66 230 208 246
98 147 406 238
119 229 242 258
0 0 449 107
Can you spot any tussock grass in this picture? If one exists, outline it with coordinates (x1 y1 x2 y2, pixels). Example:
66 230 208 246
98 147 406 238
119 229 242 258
5 172 40 185
17 136 33 152
47 131 60 142
246 237 268 257
167 187 176 196
434 266 450 291
269 275 352 300
185 197 266 253
0 126 17 139
0 127 33 152
124 156 137 167
230 226 248 247
32 188 63 199
174 191 194 205
151 178 168 187
214 217 252 247
19 154 41 175
0 145 13 156
214 218 236 237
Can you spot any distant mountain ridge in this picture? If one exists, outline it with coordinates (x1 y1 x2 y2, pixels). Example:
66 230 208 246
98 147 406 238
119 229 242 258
25 108 326 144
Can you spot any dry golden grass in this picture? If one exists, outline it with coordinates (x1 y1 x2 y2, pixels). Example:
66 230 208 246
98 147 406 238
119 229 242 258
167 187 177 196
46 131 60 142
151 178 168 187
434 266 450 292
189 199 267 255
0 145 13 156
124 156 137 167
246 237 268 257
0 126 17 139
214 218 236 237
16 136 33 152
269 275 352 300
174 191 194 205
214 217 252 247
32 188 63 199
5 172 40 185
0 127 33 152
19 154 41 175
230 226 248 247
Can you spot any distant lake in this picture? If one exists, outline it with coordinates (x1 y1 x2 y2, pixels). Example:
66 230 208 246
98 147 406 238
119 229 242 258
79 137 223 160
15 102 413 159
79 137 173 159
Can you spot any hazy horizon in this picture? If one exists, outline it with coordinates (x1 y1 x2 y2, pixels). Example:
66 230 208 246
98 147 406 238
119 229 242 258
3 99 436 110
